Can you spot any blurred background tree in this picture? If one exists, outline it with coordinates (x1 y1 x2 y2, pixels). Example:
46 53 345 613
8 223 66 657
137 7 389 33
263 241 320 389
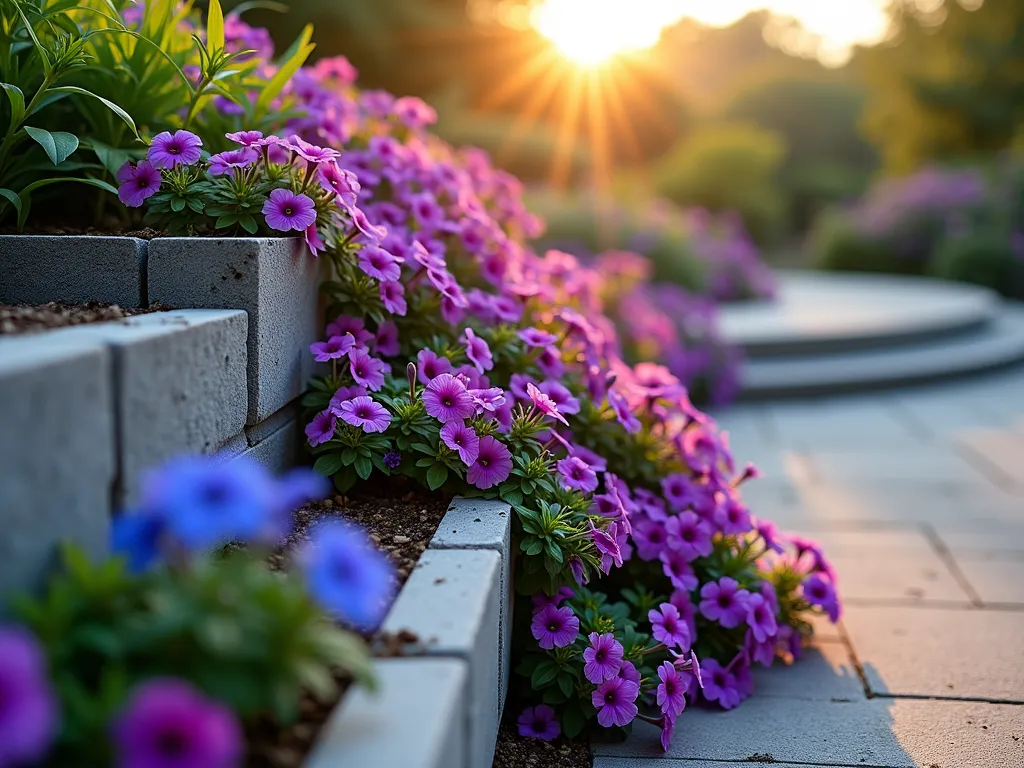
859 0 1024 173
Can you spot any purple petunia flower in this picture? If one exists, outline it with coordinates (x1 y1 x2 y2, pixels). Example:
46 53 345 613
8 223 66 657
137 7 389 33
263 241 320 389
116 161 161 207
592 676 639 728
518 327 558 347
383 450 402 469
147 129 202 168
591 521 623 572
526 382 568 426
466 435 513 489
380 280 407 316
310 334 355 362
440 421 479 466
699 577 751 629
348 350 387 392
225 129 265 147
423 373 476 423
0 627 57 766
700 658 742 710
319 162 361 212
517 705 560 741
284 134 340 165
461 328 493 373
660 547 698 591
661 473 696 511
301 520 395 629
656 660 686 719
263 188 317 232
336 396 391 434
530 604 579 650
583 632 624 684
358 245 402 282
112 678 241 768
669 589 699 641
416 349 453 384
607 388 641 434
208 147 258 175
305 409 336 446
556 456 598 494
633 516 669 561
665 511 714 561
755 517 785 554
745 593 778 644
531 586 574 612
649 603 691 650
714 496 752 536
803 573 841 622
373 320 400 357
303 222 326 256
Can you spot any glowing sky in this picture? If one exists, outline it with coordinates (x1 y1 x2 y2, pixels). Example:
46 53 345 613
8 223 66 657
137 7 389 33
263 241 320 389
532 0 892 66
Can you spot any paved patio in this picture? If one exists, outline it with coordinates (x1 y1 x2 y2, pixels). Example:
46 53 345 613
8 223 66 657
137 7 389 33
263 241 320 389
594 365 1024 768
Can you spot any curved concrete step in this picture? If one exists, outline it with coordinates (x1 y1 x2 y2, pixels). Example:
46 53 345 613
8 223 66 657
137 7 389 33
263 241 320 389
737 302 1024 401
721 272 999 358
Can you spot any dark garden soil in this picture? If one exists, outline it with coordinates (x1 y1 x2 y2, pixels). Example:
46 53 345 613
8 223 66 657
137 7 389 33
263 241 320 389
491 725 593 768
0 301 174 335
247 487 453 768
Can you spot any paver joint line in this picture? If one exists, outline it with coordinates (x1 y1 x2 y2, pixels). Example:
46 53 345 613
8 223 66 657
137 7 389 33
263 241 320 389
919 523 984 606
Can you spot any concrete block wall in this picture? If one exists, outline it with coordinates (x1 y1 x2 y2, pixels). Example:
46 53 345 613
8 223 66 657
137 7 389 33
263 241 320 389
307 498 514 768
0 306 308 597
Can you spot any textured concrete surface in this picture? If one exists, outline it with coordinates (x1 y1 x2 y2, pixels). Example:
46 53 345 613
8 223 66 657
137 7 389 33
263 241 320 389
147 237 322 424
0 336 114 595
0 235 147 307
615 367 1024 768
429 498 513 715
306 658 467 768
381 548 503 768
54 310 248 505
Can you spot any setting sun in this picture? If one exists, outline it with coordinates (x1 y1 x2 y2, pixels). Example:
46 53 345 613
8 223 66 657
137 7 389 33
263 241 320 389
532 0 683 66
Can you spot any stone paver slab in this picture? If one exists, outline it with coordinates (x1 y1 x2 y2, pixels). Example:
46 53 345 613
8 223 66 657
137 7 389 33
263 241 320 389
767 398 924 451
827 548 971 603
753 642 863 701
592 698 918 766
955 428 1024 490
934 524 1024 561
843 605 1024 701
593 698 1024 767
953 559 1024 604
801 448 988 487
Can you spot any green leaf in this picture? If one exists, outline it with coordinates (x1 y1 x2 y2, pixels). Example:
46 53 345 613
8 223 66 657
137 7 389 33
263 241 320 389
0 188 22 219
206 0 225 53
23 127 79 165
15 177 118 228
425 463 448 491
12 3 50 76
254 25 314 118
313 453 344 477
170 197 186 212
556 672 576 699
47 86 140 139
562 702 588 739
239 214 257 234
531 660 560 688
88 139 133 177
353 454 373 480
1 83 26 128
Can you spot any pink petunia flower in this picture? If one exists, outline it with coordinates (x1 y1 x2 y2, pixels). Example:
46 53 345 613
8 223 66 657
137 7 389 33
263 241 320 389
147 130 202 168
348 350 387 392
422 373 476 423
440 421 479 466
336 396 391 433
305 410 336 447
116 161 161 207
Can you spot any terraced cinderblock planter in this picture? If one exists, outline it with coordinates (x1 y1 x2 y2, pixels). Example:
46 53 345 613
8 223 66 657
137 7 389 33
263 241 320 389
306 498 514 768
0 309 279 597
0 235 324 427
0 235 148 307
147 237 323 425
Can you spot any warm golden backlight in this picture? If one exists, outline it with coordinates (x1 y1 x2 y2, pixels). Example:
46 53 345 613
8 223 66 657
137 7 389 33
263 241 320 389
532 0 682 66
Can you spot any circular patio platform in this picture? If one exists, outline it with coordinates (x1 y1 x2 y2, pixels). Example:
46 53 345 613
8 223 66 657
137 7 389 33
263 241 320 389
720 271 1024 399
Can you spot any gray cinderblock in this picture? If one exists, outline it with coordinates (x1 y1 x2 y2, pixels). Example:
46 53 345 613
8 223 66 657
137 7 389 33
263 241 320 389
0 235 148 307
380 548 503 768
53 310 248 505
147 238 322 425
306 658 467 768
0 335 114 595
